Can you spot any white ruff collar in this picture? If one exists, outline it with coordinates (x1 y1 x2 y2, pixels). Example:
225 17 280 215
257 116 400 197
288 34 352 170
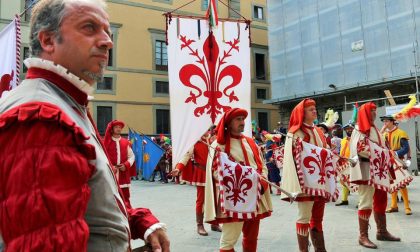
112 136 121 141
24 58 94 95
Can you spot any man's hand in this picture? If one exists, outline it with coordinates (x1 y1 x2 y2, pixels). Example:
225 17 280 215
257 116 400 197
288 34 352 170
117 164 126 171
146 229 170 252
170 169 180 177
380 124 387 134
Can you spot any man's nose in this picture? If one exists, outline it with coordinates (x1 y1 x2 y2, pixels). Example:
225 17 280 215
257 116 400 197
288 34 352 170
98 31 113 50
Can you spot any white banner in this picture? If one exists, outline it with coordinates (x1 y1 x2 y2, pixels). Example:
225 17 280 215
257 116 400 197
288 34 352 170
218 152 260 219
168 18 251 167
0 16 21 98
295 139 339 201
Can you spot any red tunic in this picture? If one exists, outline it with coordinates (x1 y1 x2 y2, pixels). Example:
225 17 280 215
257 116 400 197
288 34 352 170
105 137 132 187
179 140 208 186
0 65 161 251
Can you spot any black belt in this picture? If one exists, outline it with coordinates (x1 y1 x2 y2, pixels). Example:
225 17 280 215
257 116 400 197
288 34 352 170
194 163 206 171
360 157 370 162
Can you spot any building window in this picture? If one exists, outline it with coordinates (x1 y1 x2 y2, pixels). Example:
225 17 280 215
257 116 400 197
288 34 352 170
24 0 37 22
97 106 113 135
22 46 30 73
229 0 241 18
155 40 168 71
155 81 169 94
258 112 269 131
202 0 209 9
253 6 264 20
156 109 170 134
256 88 267 100
108 33 114 67
255 53 266 80
97 76 113 91
152 0 173 3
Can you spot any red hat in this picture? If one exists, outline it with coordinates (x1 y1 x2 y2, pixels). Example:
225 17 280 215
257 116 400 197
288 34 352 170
104 120 125 146
216 108 248 144
288 99 316 134
358 102 376 134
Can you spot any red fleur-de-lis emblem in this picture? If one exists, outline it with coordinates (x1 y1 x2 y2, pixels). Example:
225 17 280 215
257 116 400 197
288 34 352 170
179 33 242 123
303 148 335 185
223 163 253 206
372 149 388 180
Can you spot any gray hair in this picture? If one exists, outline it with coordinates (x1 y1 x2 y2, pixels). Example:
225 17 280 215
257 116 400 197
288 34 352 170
29 0 107 56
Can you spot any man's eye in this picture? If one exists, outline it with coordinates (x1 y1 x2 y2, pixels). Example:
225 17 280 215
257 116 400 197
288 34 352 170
84 24 95 32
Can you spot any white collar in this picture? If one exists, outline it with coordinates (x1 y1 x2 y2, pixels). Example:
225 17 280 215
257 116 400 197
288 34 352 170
24 57 94 95
112 136 121 141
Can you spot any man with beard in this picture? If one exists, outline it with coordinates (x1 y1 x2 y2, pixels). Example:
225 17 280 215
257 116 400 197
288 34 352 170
204 108 272 252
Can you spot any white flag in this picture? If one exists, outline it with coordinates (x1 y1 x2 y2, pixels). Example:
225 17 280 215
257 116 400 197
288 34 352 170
0 16 21 98
168 18 251 167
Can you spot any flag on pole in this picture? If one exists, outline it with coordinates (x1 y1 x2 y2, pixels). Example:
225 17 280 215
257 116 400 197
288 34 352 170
206 0 218 28
128 128 142 176
351 102 359 124
167 17 251 168
0 15 21 98
141 135 165 180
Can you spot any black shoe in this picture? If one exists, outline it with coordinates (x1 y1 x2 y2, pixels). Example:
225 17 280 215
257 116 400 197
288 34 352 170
335 200 349 206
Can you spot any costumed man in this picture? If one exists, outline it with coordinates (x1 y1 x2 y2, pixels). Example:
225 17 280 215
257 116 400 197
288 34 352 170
262 133 282 195
381 115 412 215
104 120 135 206
204 108 273 252
171 131 222 236
282 99 330 252
349 102 400 249
336 123 354 206
0 0 169 251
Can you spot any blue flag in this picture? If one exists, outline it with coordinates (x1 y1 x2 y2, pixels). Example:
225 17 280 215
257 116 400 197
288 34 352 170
141 135 165 180
128 128 142 172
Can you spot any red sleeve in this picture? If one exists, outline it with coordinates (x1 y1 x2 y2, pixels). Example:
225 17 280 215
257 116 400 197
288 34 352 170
125 203 160 240
0 102 95 252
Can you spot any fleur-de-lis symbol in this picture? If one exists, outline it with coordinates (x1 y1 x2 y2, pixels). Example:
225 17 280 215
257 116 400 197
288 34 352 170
372 149 388 180
303 148 334 185
179 33 242 123
223 164 253 206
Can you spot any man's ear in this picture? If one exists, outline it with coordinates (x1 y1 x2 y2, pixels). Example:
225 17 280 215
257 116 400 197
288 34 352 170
38 30 57 54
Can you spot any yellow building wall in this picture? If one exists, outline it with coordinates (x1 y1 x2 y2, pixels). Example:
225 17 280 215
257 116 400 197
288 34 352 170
0 0 279 135
98 0 279 135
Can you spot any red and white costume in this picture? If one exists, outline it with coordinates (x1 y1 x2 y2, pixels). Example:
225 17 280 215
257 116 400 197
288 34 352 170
0 58 165 252
281 99 329 251
104 120 135 206
204 108 272 252
349 102 400 248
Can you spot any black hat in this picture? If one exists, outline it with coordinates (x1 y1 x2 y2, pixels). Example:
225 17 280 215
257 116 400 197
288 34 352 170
343 123 354 129
316 123 329 132
380 115 395 122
